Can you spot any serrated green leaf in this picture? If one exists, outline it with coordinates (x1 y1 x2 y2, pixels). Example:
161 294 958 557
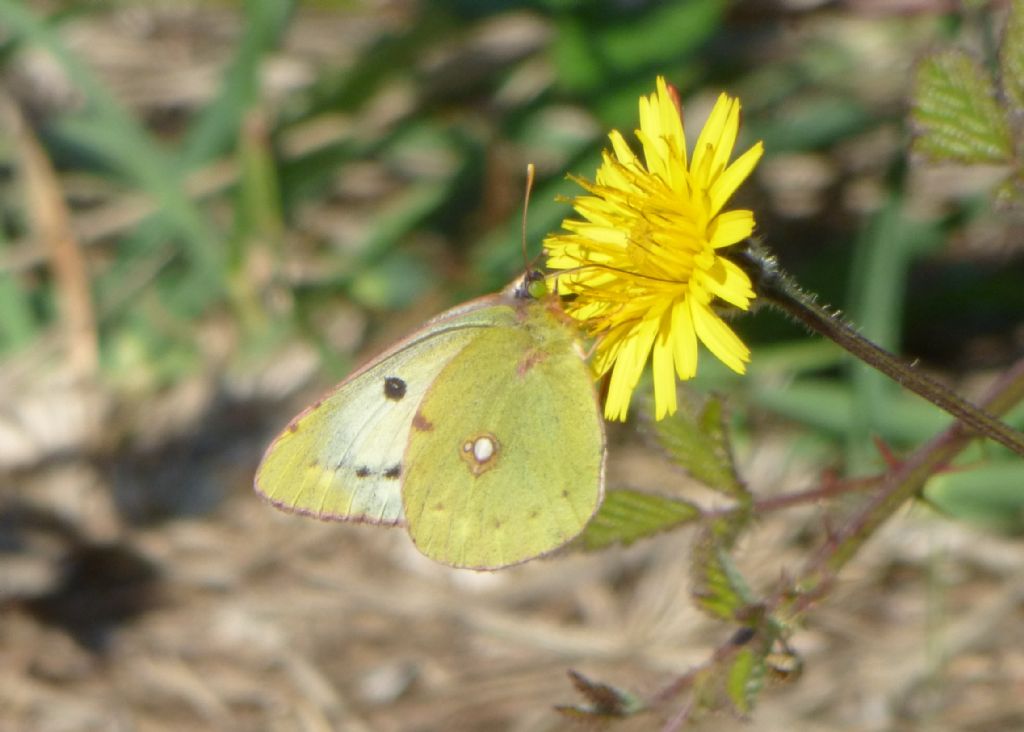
577 489 699 551
1001 0 1024 114
727 648 766 716
654 393 746 499
691 526 756 621
912 50 1013 163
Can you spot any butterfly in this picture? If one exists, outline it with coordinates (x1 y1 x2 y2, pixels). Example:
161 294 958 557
254 271 606 570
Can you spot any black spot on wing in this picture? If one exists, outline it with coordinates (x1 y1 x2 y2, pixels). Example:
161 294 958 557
384 376 407 401
384 464 402 480
355 466 371 478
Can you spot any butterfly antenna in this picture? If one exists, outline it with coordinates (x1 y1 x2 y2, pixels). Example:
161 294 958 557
521 163 536 274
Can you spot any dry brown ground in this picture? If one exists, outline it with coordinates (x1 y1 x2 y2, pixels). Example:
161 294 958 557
5 415 1024 731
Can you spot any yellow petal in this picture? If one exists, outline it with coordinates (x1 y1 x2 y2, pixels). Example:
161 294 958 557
604 318 659 420
609 130 637 167
656 76 686 155
709 209 755 248
651 317 678 418
671 297 698 380
700 258 755 309
691 300 749 374
691 93 737 184
636 129 670 183
604 362 633 421
708 141 763 216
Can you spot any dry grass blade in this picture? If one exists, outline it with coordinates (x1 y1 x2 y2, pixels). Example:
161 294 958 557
3 96 98 379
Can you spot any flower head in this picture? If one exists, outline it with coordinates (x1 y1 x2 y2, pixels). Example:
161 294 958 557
544 77 763 421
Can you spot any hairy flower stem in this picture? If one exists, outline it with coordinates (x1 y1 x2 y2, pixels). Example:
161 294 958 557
735 243 1024 458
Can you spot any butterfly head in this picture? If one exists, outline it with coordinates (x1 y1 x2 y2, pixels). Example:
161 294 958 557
512 269 549 301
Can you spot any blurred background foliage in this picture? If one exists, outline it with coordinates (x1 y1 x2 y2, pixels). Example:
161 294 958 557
2 0 1021 441
2 1 1021 463
2 1 1024 729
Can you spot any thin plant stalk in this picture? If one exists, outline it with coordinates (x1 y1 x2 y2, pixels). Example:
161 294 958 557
736 242 1024 458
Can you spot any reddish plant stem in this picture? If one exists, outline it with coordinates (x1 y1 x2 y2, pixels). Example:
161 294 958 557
649 358 1024 719
702 474 884 521
792 356 1024 608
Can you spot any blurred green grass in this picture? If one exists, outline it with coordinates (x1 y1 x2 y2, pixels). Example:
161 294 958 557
1 0 1022 477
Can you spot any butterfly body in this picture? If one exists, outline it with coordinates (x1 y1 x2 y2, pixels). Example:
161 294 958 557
255 274 605 569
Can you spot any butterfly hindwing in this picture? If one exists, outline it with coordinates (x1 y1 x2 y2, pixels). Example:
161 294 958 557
401 297 605 569
255 299 520 525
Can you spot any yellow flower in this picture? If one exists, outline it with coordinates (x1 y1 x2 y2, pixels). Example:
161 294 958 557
544 77 763 421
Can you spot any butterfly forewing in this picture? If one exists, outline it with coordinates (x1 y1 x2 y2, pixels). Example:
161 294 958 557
255 299 520 525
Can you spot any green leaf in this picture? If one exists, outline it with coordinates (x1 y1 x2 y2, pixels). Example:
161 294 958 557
1000 0 1024 115
594 1 721 75
233 113 284 256
183 0 294 166
577 489 699 551
227 110 285 334
552 1 719 96
727 648 766 717
750 378 952 445
552 16 601 94
912 50 1013 163
691 525 756 621
754 93 871 153
924 462 1024 534
653 393 746 499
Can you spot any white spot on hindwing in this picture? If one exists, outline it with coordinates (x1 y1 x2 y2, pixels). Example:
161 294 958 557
459 432 500 476
470 436 494 462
